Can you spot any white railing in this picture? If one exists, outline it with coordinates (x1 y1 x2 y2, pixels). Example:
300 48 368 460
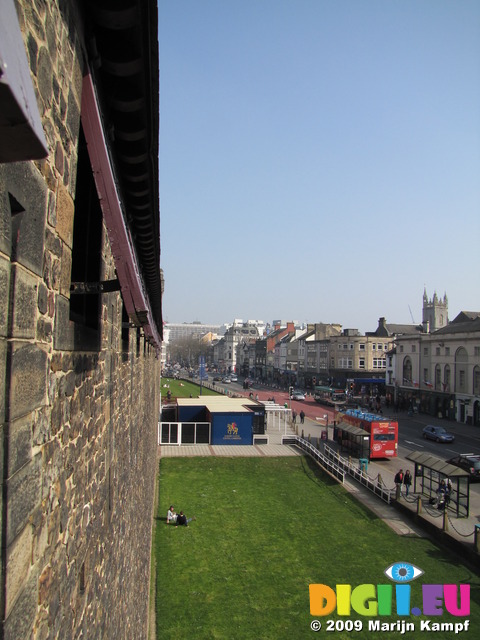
282 435 345 482
323 444 394 504
158 422 211 446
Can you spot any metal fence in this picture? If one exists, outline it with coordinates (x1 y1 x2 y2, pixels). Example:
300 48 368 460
323 444 394 503
281 435 345 482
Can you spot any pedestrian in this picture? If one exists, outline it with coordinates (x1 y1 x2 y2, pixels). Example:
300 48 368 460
300 410 305 424
437 480 446 509
445 478 452 506
292 410 297 424
394 468 404 488
167 505 177 524
176 511 196 527
403 470 412 496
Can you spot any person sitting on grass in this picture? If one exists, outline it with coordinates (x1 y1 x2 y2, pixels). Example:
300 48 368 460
176 511 196 527
167 505 177 524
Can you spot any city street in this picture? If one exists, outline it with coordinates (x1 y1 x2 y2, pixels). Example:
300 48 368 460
219 377 480 500
227 378 480 452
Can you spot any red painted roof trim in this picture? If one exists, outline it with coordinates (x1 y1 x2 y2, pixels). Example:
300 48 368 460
80 72 161 348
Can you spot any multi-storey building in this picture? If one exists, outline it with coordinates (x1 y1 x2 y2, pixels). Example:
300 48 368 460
215 319 265 373
273 329 306 386
255 322 295 381
295 324 342 388
164 321 227 344
329 328 394 391
392 311 480 424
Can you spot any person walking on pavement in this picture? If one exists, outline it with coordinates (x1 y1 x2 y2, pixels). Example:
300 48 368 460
292 410 297 425
394 469 403 499
300 410 305 424
403 470 412 496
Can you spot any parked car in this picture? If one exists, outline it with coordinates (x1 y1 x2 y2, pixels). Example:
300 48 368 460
213 375 222 382
422 425 455 443
291 390 306 401
447 454 480 481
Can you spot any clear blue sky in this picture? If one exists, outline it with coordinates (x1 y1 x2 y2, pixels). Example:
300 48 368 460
158 0 480 333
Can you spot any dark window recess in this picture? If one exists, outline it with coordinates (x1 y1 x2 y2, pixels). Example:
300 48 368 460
136 327 141 357
9 192 25 260
79 562 86 594
70 126 102 329
121 305 130 355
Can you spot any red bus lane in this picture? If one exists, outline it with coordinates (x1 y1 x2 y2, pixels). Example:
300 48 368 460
240 387 336 425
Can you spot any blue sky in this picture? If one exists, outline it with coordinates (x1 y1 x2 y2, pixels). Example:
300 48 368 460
158 0 480 333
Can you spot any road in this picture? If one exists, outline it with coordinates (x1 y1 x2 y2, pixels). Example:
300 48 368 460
223 376 480 467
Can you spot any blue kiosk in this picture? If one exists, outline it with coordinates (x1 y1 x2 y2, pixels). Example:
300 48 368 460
173 397 265 446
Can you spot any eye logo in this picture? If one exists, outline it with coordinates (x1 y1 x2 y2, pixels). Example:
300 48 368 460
384 562 424 583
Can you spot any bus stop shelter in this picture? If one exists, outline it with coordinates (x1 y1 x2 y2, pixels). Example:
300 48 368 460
405 451 470 517
335 422 370 459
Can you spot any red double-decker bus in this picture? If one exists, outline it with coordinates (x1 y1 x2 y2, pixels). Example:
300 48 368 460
336 409 398 460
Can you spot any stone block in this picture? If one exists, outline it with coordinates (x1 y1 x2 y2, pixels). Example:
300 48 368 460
6 453 42 545
5 523 33 617
36 316 53 343
0 252 11 338
0 163 47 275
9 343 47 421
0 166 12 255
9 265 38 339
0 340 5 424
3 565 38 640
53 294 74 351
37 281 48 314
37 46 53 106
66 88 81 141
60 242 72 297
7 415 32 477
55 183 74 248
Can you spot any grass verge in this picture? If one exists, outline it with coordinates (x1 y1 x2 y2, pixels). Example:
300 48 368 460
154 456 480 639
161 378 221 400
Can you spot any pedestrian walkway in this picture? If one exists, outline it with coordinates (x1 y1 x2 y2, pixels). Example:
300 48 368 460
158 417 480 569
159 443 302 457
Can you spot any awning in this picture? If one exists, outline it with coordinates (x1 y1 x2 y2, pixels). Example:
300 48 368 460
0 0 48 161
405 451 469 478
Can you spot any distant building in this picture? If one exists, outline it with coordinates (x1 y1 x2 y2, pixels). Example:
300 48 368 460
255 322 296 381
215 319 265 373
164 321 227 343
392 311 480 424
422 289 449 333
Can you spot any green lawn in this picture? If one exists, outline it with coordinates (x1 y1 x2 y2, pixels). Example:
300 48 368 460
161 378 221 399
154 456 480 640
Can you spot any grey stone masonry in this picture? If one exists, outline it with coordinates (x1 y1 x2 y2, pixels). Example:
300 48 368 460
0 1 162 639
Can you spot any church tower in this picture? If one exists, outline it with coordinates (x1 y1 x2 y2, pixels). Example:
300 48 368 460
422 288 448 332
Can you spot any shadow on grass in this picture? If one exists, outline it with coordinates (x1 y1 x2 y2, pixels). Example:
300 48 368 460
301 454 380 522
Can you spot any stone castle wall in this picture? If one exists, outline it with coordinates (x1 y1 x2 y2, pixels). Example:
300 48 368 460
0 1 160 638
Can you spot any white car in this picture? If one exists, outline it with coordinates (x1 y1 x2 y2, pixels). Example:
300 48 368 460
230 374 238 382
291 391 306 401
